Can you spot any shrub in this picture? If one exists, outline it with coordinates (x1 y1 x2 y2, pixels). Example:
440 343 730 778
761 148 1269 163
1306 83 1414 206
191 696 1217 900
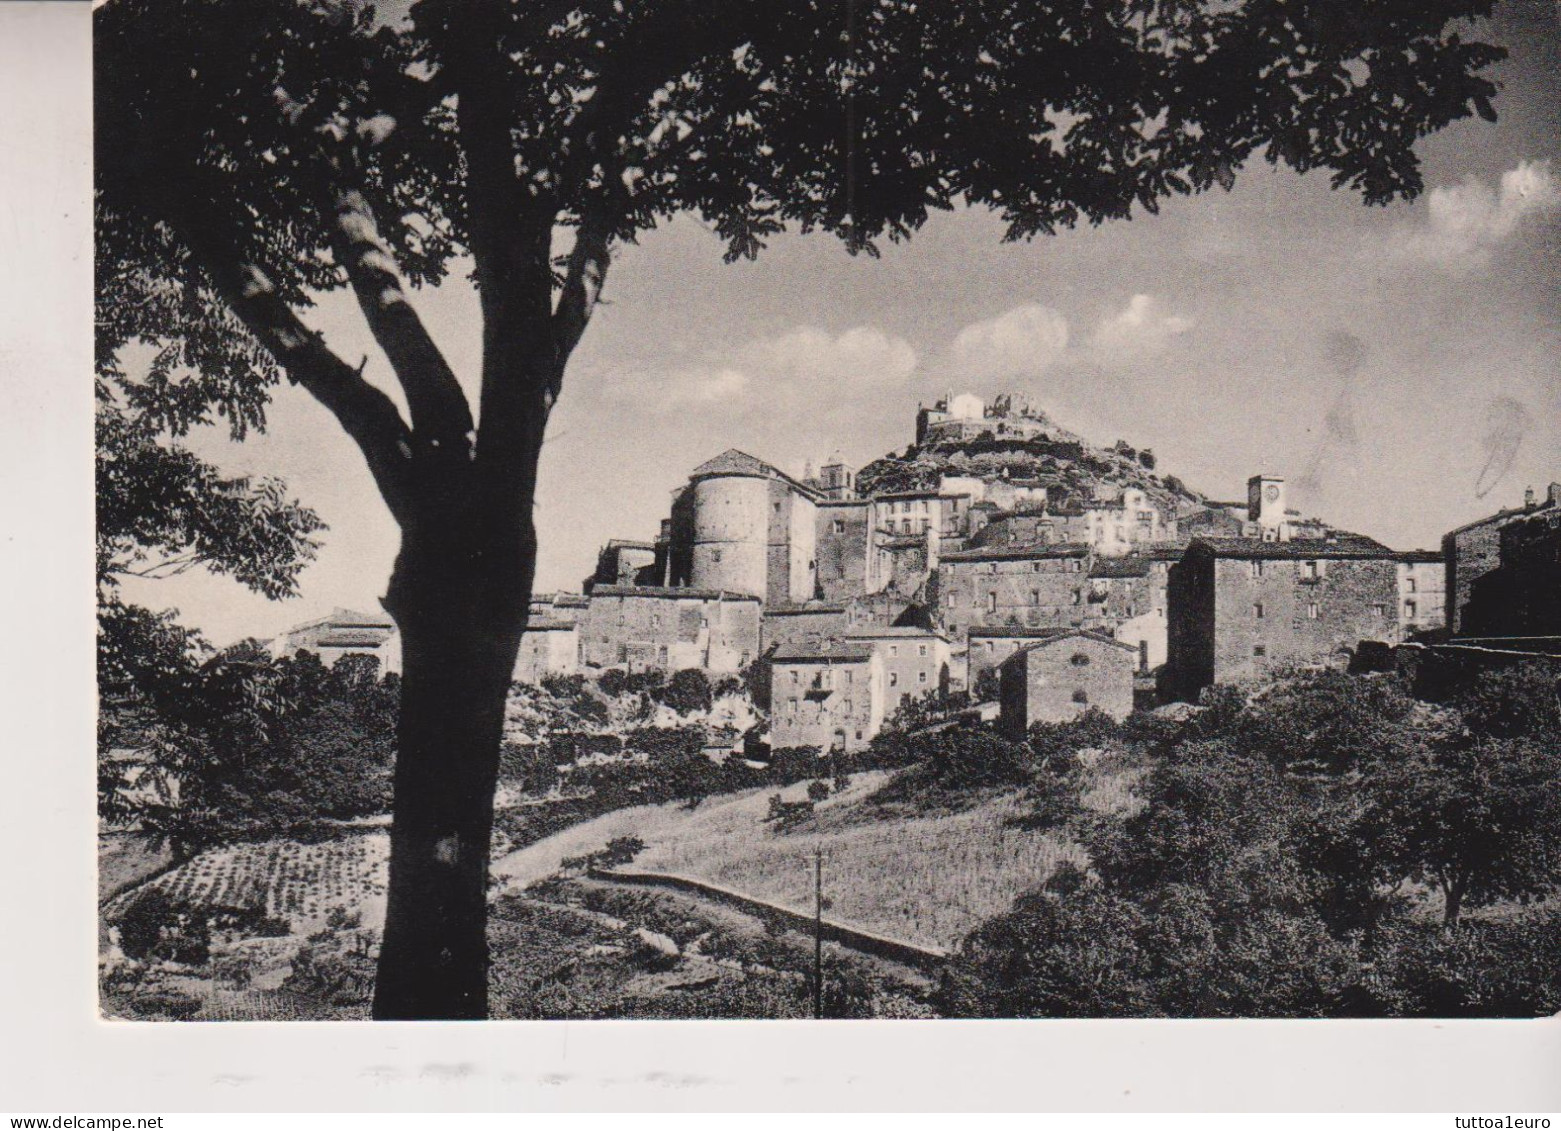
659 668 714 715
806 780 832 803
117 888 211 966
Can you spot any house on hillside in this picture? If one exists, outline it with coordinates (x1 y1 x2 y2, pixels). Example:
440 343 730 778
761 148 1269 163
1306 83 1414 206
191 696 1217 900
272 607 400 674
998 629 1136 734
768 640 885 754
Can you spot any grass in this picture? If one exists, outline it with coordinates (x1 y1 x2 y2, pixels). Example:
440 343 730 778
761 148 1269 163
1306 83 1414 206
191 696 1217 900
495 770 1085 952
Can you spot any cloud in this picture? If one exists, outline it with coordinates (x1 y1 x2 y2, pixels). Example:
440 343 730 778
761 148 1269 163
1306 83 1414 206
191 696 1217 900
1406 160 1561 270
1090 294 1194 355
740 325 918 387
658 325 915 407
948 303 1070 380
665 365 750 403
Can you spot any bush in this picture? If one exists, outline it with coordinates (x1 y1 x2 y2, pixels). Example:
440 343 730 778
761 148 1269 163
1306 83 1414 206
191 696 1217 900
117 888 211 966
658 668 713 715
806 780 832 803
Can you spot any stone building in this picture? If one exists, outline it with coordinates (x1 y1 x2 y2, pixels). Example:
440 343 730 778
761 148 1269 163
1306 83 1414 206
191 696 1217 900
998 629 1136 735
768 641 885 753
815 498 872 602
579 585 760 673
529 591 589 625
512 620 580 684
966 625 1086 691
1445 483 1560 637
760 602 850 654
272 607 401 674
1164 535 1401 699
1460 488 1561 639
843 626 951 717
669 449 821 606
584 539 659 592
1396 551 1446 638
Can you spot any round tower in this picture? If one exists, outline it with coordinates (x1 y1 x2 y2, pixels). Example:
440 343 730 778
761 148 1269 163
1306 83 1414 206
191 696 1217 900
690 454 772 599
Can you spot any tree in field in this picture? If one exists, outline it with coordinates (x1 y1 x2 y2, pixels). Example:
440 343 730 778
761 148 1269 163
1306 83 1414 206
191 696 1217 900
96 0 1508 1018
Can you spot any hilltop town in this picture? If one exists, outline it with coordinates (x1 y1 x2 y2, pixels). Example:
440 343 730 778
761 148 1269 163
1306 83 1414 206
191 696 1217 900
276 391 1558 750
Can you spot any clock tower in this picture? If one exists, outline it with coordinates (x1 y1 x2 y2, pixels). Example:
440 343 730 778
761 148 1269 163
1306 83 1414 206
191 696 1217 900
1247 474 1287 539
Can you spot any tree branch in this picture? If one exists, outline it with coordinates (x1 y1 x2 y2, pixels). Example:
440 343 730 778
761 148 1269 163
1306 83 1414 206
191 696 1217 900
551 214 612 375
174 200 417 524
329 187 475 454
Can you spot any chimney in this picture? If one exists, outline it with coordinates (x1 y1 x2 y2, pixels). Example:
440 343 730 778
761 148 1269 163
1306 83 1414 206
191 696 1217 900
1524 486 1537 509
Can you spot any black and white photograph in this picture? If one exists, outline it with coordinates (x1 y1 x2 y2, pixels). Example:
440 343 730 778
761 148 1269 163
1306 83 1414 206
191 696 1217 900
85 0 1561 1033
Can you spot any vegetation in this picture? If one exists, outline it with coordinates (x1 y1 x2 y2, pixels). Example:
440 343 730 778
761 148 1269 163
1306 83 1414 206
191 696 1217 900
100 649 400 856
939 665 1561 1018
98 0 1508 1018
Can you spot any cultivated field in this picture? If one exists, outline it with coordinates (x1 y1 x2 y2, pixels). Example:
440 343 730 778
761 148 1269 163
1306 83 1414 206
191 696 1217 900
104 834 389 933
493 770 1086 951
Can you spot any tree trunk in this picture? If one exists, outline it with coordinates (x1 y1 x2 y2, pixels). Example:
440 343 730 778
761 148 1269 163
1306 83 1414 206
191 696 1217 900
371 503 536 1019
1442 878 1464 927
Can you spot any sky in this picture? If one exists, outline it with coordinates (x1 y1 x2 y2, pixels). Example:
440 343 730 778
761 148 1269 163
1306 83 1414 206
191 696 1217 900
118 5 1561 646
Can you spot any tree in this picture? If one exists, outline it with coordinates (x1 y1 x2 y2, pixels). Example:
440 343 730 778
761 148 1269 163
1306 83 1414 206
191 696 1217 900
96 0 1507 1018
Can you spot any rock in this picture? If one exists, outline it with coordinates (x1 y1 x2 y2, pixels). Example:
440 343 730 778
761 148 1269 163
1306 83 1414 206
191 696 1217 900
633 928 680 958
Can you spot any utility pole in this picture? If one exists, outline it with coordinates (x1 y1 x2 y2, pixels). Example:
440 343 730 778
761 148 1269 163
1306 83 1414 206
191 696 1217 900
812 844 823 1020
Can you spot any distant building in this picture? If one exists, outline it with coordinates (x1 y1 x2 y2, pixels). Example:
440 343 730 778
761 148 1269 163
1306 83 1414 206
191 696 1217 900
842 626 951 717
579 586 760 673
529 591 588 626
1164 535 1401 698
815 498 872 602
672 449 821 606
1396 551 1446 637
584 539 659 592
272 607 400 674
998 629 1136 734
1446 483 1561 638
768 641 885 753
512 620 580 684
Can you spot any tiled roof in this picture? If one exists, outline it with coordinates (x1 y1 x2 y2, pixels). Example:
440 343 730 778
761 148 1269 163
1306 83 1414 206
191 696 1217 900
764 603 848 616
1191 534 1396 559
769 641 875 663
1007 629 1136 656
690 449 817 497
590 585 761 602
1089 558 1152 578
967 625 1076 639
942 542 1092 562
1397 550 1444 564
843 625 947 640
316 630 394 648
525 619 578 632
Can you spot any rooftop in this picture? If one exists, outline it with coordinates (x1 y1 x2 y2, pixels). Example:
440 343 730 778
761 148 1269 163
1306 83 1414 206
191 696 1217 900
1005 628 1137 657
689 448 819 498
843 625 948 640
590 585 761 602
942 542 1092 563
1191 534 1396 560
1089 558 1153 579
769 641 876 663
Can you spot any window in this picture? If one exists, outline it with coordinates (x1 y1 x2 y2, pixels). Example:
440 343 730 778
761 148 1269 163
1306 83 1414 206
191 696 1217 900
1304 560 1321 580
791 670 800 684
918 643 929 657
650 613 660 628
988 592 998 614
1070 559 1082 573
788 698 798 714
833 519 846 534
1033 562 1042 572
1070 652 1091 667
1253 645 1267 658
1253 602 1264 619
1308 602 1319 620
1406 599 1418 619
888 644 899 657
844 699 853 713
1072 689 1089 704
1372 604 1386 617
889 672 899 687
713 550 722 563
918 671 928 684
1030 590 1040 606
1071 590 1081 605
1250 559 1264 578
845 670 854 684
1406 577 1418 594
855 730 863 740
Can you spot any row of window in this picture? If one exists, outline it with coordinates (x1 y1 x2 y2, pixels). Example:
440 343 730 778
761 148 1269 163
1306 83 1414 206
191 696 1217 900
1250 601 1417 619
